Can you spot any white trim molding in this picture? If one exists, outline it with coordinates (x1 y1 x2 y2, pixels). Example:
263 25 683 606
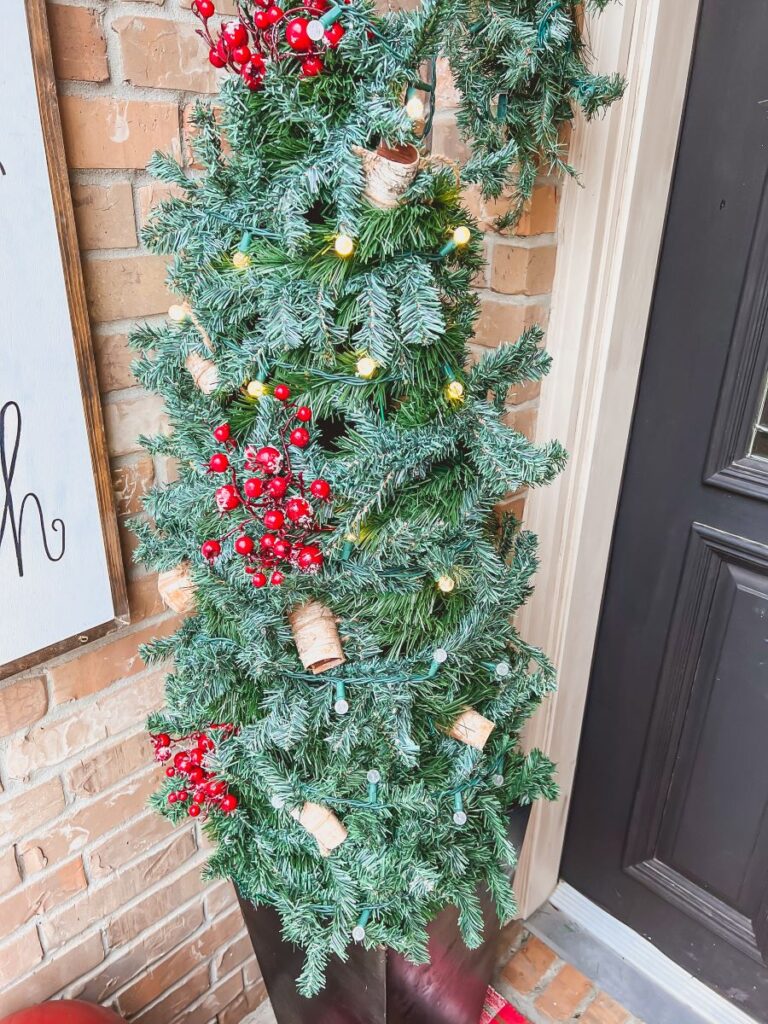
513 0 702 917
542 884 760 1024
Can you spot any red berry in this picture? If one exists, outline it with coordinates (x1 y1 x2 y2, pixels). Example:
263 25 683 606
208 779 227 796
156 733 171 747
301 56 324 77
296 405 312 422
285 497 312 522
324 22 345 46
177 790 189 802
297 544 324 571
232 44 252 64
168 792 178 804
252 572 268 588
189 767 205 785
247 445 282 474
213 423 231 442
222 20 248 47
193 788 207 803
189 748 204 765
266 5 284 22
242 61 264 90
266 476 288 498
166 767 176 778
209 452 229 473
290 426 310 447
188 804 201 817
209 47 227 68
270 570 285 586
263 509 285 531
234 535 255 556
216 484 241 512
285 16 312 50
309 478 331 500
244 477 263 499
273 538 292 559
201 538 222 560
194 0 215 17
273 383 291 401
254 10 270 28
221 794 239 812
260 533 277 552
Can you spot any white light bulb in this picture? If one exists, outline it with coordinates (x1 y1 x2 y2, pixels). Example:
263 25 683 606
352 925 366 942
270 794 285 809
495 661 511 677
406 96 425 120
335 698 350 715
492 774 504 788
453 811 467 826
433 648 448 664
306 19 325 39
367 770 381 785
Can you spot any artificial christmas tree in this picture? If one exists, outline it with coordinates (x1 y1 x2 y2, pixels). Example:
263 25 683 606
131 0 622 1015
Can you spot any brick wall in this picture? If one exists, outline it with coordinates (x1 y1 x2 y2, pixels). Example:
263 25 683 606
0 4 557 1018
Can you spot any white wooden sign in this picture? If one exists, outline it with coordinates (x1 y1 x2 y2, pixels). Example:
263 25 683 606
0 0 127 678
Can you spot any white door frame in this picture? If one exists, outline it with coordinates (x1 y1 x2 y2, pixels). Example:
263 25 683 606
514 0 702 918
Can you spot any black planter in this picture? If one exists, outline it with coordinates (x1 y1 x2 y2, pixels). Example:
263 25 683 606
239 804 531 1024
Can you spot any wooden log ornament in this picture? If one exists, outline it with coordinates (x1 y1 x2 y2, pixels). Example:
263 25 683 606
288 600 346 674
446 708 495 751
185 351 219 394
290 801 348 857
157 564 196 615
352 143 421 209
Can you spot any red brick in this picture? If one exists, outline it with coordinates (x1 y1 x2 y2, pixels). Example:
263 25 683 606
205 880 237 919
43 831 196 948
127 573 166 622
118 907 242 1014
580 992 632 1024
107 860 208 948
431 115 471 165
48 4 108 82
434 56 461 110
517 186 559 237
114 16 217 93
99 668 167 737
0 848 21 896
48 617 177 704
502 405 537 441
0 859 87 942
103 392 170 457
128 963 210 1024
213 932 251 979
219 983 268 1024
0 932 104 1015
491 244 557 296
59 95 181 170
0 928 44 987
501 935 558 996
0 675 48 738
475 296 547 348
113 455 155 517
534 964 594 1021
93 331 136 392
170 970 245 1024
71 904 204 1002
71 182 138 251
0 778 65 845
4 705 107 781
18 769 161 873
88 810 175 879
67 730 155 797
137 182 186 228
84 253 170 322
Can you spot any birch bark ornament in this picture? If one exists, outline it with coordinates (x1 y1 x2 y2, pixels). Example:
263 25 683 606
446 708 495 751
352 143 421 209
288 600 346 674
185 351 219 394
157 564 196 614
290 801 348 856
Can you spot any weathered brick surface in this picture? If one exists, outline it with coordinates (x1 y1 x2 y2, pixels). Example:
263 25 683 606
534 964 595 1021
114 16 218 93
93 331 137 392
581 992 633 1024
0 933 105 1016
59 95 181 170
84 253 171 322
0 859 87 942
48 4 109 82
0 928 44 987
502 935 558 996
0 674 48 738
103 392 170 457
72 182 138 250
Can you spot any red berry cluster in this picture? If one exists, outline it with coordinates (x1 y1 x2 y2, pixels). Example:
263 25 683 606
201 385 332 588
152 728 238 818
191 0 345 87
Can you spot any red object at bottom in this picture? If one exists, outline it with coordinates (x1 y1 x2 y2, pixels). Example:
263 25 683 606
480 988 531 1024
0 1002 125 1024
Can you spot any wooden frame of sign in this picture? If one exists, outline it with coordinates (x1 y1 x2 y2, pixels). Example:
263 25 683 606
0 0 128 680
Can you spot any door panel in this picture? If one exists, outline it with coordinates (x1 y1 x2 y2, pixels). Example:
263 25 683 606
562 1 768 1018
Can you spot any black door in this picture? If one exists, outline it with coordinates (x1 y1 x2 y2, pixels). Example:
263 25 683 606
562 3 768 1020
